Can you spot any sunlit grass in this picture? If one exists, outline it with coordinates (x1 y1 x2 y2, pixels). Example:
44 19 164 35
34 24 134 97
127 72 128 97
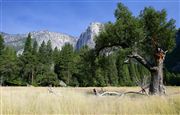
0 87 180 114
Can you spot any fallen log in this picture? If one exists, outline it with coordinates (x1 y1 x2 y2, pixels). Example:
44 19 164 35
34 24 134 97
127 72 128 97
93 88 149 97
122 91 148 96
99 91 122 96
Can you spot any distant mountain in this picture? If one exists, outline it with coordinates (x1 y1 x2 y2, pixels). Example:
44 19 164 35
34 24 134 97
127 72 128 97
1 30 77 54
76 22 104 50
0 22 104 54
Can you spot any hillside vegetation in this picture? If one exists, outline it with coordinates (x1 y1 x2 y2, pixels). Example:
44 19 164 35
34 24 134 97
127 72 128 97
0 34 151 87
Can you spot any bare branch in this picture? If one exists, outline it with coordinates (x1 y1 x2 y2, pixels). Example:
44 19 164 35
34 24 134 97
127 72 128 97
127 53 153 71
95 43 128 56
164 50 168 54
124 58 129 64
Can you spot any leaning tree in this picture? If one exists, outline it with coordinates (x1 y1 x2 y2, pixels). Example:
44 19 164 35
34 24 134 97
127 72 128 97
95 3 176 95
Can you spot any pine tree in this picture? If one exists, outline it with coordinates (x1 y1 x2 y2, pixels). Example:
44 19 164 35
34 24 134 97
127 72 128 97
0 35 4 55
46 40 53 65
38 41 46 64
107 54 118 86
32 40 38 55
33 40 59 86
53 47 59 63
0 47 18 85
23 33 32 54
58 43 75 85
76 46 89 86
18 34 36 85
116 49 131 85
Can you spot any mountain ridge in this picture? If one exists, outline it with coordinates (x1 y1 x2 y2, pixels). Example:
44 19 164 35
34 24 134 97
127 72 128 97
0 22 103 53
76 22 104 50
1 30 78 54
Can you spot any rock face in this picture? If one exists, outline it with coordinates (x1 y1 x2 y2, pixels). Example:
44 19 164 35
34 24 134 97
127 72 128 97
1 30 77 54
76 22 104 50
1 22 103 54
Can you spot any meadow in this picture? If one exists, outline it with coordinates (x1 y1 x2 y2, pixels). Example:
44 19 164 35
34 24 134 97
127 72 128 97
0 86 180 115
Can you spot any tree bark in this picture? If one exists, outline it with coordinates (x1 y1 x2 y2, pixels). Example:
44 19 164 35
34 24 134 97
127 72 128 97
149 63 165 95
149 48 166 95
128 49 166 95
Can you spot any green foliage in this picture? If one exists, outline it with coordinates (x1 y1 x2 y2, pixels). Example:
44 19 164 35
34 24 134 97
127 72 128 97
18 37 54 85
35 72 59 86
53 47 59 63
0 34 5 55
95 3 176 64
95 2 177 88
54 43 78 86
18 52 37 84
95 3 144 54
95 67 106 86
75 46 97 86
32 40 38 55
38 41 47 63
165 30 180 72
139 7 176 58
0 47 18 85
164 70 180 86
46 40 53 64
114 3 132 20
23 33 32 54
97 54 118 86
0 35 19 86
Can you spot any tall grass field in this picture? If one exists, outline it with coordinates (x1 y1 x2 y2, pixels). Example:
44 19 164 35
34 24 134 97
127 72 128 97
0 87 180 114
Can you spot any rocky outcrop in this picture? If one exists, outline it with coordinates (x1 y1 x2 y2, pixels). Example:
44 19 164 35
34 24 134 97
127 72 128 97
1 22 104 54
76 22 104 50
1 30 77 54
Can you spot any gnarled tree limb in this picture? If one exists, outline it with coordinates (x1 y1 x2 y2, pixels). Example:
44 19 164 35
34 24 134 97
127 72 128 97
95 42 128 56
127 53 153 71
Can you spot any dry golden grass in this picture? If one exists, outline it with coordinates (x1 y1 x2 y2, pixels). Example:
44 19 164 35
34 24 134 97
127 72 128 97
0 86 180 115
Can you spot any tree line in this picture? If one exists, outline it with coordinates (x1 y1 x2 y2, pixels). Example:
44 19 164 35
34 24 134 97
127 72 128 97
0 33 179 86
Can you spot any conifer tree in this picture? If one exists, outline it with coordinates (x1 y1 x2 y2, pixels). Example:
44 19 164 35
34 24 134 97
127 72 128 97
0 35 4 55
23 33 32 54
58 43 75 85
32 40 38 55
0 47 18 85
46 40 53 65
19 34 36 85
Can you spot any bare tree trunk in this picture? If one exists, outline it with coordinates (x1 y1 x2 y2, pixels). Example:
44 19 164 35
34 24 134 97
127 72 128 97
149 48 166 95
128 49 167 95
149 63 165 95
